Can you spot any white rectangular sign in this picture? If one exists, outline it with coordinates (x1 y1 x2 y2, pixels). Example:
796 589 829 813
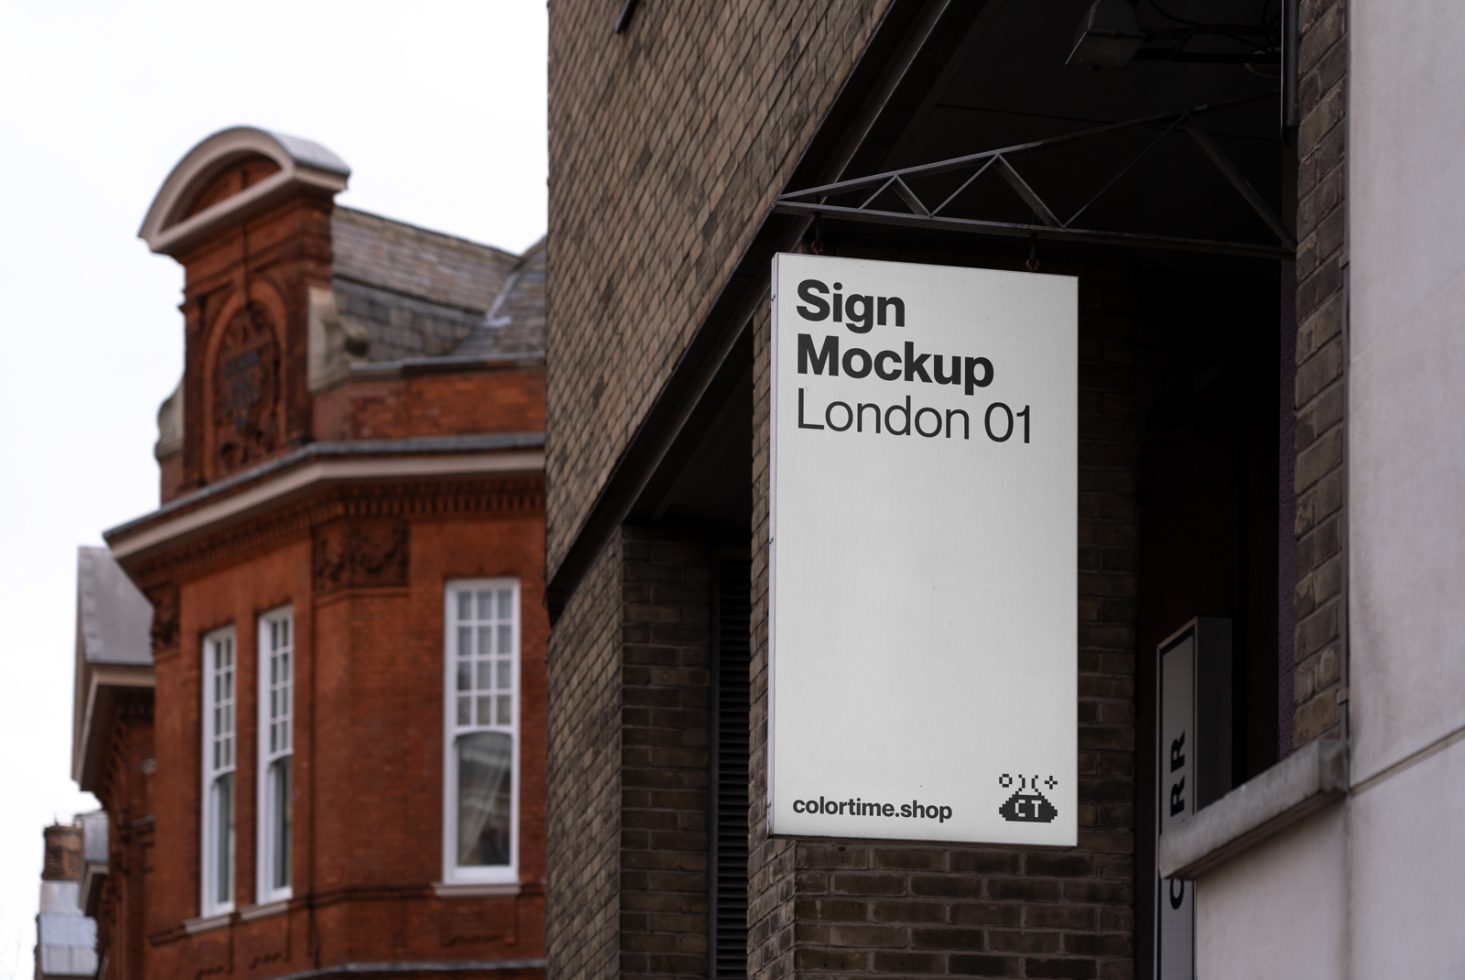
769 252 1077 846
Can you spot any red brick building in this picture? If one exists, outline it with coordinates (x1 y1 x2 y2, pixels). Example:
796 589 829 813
73 127 547 978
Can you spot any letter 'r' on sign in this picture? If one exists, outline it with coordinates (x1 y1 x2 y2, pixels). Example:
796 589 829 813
767 252 1079 848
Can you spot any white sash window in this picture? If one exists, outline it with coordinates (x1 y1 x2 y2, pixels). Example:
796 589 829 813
257 607 293 903
202 626 236 916
443 579 519 884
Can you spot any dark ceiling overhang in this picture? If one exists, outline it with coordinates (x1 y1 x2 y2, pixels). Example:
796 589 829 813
547 0 1292 617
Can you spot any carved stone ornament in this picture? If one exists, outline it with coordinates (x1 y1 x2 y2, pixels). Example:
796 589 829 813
212 303 280 474
148 586 180 651
313 521 409 595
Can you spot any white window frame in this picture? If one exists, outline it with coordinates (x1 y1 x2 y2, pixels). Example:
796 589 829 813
256 606 293 905
442 578 520 885
201 626 237 917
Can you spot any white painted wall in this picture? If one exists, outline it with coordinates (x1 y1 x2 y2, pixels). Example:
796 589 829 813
1192 2 1465 976
1345 0 1465 962
1349 0 1465 786
1349 735 1465 979
1194 809 1346 980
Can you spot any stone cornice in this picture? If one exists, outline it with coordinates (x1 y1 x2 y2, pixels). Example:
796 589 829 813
121 472 543 589
107 437 544 581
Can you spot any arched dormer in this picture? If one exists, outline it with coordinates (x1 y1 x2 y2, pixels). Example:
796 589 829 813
139 127 350 257
144 128 351 493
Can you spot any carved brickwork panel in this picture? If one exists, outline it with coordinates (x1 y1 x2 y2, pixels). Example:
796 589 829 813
312 520 410 595
212 303 281 475
147 585 180 652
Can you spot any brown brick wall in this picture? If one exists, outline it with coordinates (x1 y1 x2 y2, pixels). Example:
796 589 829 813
1291 0 1348 747
545 532 622 978
545 0 894 576
748 267 1139 979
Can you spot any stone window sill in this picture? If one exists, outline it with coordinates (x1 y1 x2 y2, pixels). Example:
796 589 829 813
432 881 522 898
1158 737 1348 880
239 899 290 922
182 912 231 935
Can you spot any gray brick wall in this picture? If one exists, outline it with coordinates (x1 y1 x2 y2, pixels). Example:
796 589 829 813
749 299 796 978
547 1 1328 975
546 532 622 978
621 527 714 978
546 0 894 578
1291 0 1348 747
547 525 717 979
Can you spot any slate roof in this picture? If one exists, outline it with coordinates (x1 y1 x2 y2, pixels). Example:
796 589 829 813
76 547 152 667
457 237 546 359
330 208 543 363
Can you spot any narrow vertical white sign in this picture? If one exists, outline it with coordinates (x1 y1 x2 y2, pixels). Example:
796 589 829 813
1158 631 1196 978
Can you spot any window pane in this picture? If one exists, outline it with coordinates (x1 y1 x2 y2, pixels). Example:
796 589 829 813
457 696 471 726
458 626 473 658
479 625 493 655
497 624 511 654
457 660 472 692
496 694 511 725
496 659 511 689
476 695 493 725
457 591 471 620
215 773 234 905
477 660 493 690
273 759 291 891
476 591 493 620
456 731 512 868
496 590 512 620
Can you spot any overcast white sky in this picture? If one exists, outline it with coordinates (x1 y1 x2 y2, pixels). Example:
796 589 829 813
0 3 547 975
